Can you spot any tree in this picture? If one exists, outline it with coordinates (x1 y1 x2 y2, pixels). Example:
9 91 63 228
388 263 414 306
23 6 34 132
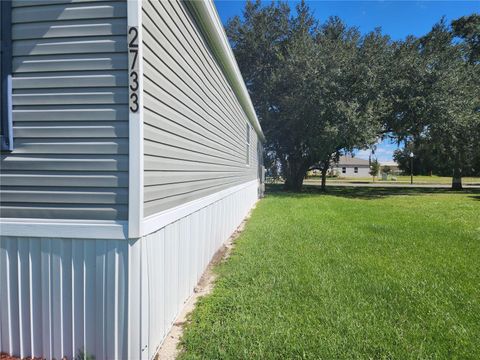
227 1 388 191
369 159 380 181
393 141 437 175
419 21 480 189
385 19 480 190
451 14 480 64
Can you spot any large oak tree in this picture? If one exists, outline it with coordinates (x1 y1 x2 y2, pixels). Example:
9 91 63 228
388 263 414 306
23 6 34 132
227 1 388 191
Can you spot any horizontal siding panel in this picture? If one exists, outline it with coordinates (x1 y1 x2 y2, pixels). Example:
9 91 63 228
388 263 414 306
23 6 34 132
12 138 128 154
144 123 243 164
142 0 259 217
0 187 128 204
13 122 128 138
13 88 128 105
143 50 243 143
13 105 128 121
13 36 127 56
12 2 127 23
12 0 115 7
144 170 247 187
143 79 241 151
144 140 244 168
144 155 246 173
143 96 240 157
2 0 129 221
12 18 126 40
0 172 128 187
143 179 246 217
144 176 252 203
0 204 127 220
1 155 128 171
13 53 127 73
142 45 243 141
141 24 244 144
142 9 244 129
13 70 128 88
167 0 248 123
144 0 247 131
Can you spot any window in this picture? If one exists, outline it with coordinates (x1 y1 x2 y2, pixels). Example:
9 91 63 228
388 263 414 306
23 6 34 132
342 167 346 174
354 167 358 173
246 122 250 165
1 0 13 151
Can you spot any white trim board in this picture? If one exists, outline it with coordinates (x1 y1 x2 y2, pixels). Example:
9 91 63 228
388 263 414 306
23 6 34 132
127 0 144 239
0 218 128 240
142 179 259 237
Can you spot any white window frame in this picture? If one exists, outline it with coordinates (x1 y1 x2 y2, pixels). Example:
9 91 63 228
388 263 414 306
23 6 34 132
246 122 250 166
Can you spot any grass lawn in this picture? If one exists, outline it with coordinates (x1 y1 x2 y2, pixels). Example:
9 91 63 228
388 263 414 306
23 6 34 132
305 175 480 185
179 186 480 359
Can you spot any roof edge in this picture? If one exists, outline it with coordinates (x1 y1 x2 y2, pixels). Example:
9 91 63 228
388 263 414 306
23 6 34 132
183 0 265 142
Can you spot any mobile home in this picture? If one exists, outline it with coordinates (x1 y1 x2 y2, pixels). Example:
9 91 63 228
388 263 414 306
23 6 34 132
0 1 264 359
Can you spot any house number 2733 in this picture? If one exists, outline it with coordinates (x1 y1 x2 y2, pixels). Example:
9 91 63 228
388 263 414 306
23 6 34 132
128 27 139 113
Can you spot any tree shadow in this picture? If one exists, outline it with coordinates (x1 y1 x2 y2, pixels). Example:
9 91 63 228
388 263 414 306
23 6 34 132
265 184 480 200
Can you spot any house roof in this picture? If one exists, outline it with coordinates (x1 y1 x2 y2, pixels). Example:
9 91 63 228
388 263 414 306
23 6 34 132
335 156 370 166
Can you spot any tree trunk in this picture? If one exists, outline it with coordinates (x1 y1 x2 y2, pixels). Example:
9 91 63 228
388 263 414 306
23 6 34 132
451 155 463 190
452 167 463 190
283 158 308 192
321 168 327 191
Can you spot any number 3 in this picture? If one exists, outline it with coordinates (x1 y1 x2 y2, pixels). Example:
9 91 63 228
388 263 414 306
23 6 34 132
130 93 139 113
130 71 138 91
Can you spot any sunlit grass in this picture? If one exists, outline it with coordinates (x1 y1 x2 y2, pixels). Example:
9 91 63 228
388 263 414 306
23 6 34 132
305 175 480 184
179 186 480 359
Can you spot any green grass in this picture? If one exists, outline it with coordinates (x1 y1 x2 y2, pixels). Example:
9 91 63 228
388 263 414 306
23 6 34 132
305 175 480 185
179 186 480 359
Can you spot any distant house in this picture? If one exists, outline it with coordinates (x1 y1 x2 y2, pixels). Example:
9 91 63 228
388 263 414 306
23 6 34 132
331 156 371 177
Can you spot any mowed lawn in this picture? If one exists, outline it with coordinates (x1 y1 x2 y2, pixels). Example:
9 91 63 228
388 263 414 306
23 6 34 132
179 186 480 359
306 175 480 185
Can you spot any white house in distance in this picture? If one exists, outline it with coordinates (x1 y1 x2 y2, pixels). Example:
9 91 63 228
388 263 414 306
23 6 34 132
0 1 264 359
331 155 371 177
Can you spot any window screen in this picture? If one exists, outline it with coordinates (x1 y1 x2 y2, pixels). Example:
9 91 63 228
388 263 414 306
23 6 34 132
1 0 13 151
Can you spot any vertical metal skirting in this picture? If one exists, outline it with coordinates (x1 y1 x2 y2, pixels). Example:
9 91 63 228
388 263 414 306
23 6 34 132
130 180 259 359
0 181 258 360
0 237 128 360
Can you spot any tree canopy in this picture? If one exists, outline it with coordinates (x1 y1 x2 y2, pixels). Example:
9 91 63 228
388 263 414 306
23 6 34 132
227 1 480 190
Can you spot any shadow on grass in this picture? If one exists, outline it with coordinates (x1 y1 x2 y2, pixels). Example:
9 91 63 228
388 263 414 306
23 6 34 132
265 184 480 200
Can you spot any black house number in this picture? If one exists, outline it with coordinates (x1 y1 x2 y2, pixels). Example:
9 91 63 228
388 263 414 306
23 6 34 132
128 27 139 113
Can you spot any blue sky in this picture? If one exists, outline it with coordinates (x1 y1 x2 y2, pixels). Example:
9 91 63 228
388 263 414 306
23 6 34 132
214 0 480 161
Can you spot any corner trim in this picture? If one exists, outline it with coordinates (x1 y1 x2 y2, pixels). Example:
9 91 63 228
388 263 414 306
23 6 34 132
142 179 259 237
0 219 128 240
127 0 144 239
183 0 265 142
